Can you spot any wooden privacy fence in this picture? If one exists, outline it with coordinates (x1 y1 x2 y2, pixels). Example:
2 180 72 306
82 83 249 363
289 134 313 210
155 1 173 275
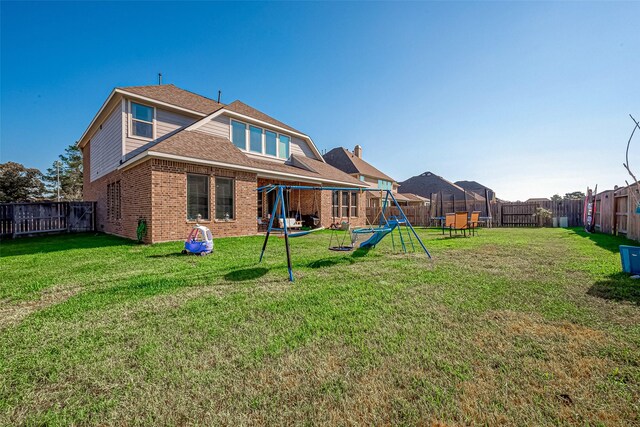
365 198 584 228
594 184 640 241
0 202 95 238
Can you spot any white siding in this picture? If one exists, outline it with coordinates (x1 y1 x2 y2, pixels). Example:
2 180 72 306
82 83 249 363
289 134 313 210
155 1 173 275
198 114 229 138
290 135 316 159
90 105 122 182
124 103 197 156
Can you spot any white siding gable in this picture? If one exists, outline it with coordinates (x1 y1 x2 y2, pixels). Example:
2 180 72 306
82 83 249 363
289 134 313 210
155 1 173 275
290 136 315 158
196 113 321 161
90 105 122 182
124 101 197 156
197 114 229 138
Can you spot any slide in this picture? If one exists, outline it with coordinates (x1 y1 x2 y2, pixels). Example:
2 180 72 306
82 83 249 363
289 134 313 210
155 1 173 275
359 221 398 249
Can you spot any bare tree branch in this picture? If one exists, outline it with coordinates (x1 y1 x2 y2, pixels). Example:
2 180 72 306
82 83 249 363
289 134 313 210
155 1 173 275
624 114 640 206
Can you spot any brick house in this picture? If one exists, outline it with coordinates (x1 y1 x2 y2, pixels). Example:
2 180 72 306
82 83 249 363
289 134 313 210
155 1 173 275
79 84 367 243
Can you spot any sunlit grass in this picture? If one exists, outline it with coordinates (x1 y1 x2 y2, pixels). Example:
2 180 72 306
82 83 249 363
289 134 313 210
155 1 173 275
1 228 638 425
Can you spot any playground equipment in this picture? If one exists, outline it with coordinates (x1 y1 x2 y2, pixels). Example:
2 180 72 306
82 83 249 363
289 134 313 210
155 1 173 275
257 185 431 281
182 224 214 255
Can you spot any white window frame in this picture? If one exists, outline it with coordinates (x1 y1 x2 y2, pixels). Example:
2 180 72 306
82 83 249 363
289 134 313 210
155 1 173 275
128 100 156 141
228 118 290 160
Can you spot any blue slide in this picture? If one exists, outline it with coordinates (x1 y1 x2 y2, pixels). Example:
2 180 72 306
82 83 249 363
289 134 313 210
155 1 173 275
359 221 398 249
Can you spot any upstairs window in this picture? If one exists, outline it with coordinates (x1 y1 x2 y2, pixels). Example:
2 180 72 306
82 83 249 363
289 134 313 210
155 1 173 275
249 126 262 153
231 120 246 149
377 179 392 190
359 175 366 182
265 131 277 156
278 135 290 159
187 175 209 220
131 102 154 139
229 118 290 159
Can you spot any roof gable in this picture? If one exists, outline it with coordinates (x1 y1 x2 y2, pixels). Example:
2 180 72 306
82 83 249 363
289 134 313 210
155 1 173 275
323 147 396 183
120 84 224 114
225 100 303 134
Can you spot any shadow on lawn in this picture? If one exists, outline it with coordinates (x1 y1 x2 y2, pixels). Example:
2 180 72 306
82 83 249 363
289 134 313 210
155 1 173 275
569 227 638 253
224 267 268 281
0 232 135 257
588 272 640 305
307 248 370 268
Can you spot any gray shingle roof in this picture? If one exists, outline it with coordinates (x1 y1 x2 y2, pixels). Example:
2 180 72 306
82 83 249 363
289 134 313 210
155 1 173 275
323 147 396 183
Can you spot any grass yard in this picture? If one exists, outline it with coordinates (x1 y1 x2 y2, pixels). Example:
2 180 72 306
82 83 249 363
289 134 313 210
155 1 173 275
1 227 639 426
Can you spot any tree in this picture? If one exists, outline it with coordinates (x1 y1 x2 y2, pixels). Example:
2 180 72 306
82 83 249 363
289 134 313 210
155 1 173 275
564 191 585 200
550 194 562 202
0 162 45 202
43 144 83 201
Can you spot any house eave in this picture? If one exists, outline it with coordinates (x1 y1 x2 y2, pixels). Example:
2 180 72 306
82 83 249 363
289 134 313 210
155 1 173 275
118 151 367 187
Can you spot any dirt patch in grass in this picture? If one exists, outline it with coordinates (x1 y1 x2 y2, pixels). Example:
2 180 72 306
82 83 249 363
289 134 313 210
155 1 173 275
461 310 635 426
0 285 83 330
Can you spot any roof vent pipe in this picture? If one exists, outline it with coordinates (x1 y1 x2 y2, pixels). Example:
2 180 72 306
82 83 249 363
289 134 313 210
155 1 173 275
158 73 162 85
217 90 222 104
354 145 362 158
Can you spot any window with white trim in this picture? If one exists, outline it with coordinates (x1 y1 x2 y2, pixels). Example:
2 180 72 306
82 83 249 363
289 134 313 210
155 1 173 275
187 175 209 220
249 125 262 153
215 177 235 220
278 134 290 159
231 120 246 149
229 119 291 159
350 192 358 217
130 102 154 139
265 131 277 156
332 191 340 218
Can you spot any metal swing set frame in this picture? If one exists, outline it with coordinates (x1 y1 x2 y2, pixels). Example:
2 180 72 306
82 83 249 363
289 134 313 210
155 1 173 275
257 184 432 281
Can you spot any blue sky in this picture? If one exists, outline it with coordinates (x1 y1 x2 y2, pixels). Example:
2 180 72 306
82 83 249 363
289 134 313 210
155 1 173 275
1 1 638 201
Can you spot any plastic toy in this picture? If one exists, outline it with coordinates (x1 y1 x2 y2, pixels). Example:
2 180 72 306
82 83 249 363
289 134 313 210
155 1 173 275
182 224 214 256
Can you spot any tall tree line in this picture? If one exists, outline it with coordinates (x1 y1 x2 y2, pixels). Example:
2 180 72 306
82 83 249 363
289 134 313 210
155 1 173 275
0 144 83 203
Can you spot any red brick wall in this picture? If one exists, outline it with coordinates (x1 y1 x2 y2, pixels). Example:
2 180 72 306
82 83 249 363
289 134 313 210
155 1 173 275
82 146 365 243
150 160 257 242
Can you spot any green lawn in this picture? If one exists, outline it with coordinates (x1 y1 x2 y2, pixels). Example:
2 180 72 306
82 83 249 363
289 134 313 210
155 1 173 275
1 228 639 426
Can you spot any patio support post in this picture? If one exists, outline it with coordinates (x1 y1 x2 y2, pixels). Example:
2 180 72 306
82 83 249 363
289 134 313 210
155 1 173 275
259 187 280 263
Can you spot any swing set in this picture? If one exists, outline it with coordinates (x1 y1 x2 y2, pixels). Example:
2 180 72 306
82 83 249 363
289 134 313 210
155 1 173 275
257 184 432 281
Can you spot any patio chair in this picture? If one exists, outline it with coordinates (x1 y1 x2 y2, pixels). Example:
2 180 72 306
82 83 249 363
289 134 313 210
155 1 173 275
469 211 481 236
449 212 470 237
442 213 456 235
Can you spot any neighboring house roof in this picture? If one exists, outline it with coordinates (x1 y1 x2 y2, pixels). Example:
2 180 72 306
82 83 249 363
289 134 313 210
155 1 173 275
122 129 364 187
455 180 496 200
398 171 485 201
526 198 551 202
120 84 224 114
402 193 430 203
323 147 396 183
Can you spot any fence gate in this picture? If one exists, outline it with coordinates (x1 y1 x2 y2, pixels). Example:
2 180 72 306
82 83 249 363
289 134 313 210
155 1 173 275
0 201 95 238
501 203 537 227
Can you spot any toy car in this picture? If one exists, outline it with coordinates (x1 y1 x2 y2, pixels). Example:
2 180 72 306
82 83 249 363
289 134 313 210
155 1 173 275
182 225 214 256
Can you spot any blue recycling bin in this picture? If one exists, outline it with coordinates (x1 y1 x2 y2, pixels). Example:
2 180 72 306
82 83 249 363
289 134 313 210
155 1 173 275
620 245 640 274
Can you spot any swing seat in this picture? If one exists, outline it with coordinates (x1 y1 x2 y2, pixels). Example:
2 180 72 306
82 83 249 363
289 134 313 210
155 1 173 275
328 245 354 252
279 218 303 229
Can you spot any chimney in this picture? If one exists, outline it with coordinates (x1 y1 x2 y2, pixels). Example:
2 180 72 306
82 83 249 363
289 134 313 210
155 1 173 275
354 144 362 158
